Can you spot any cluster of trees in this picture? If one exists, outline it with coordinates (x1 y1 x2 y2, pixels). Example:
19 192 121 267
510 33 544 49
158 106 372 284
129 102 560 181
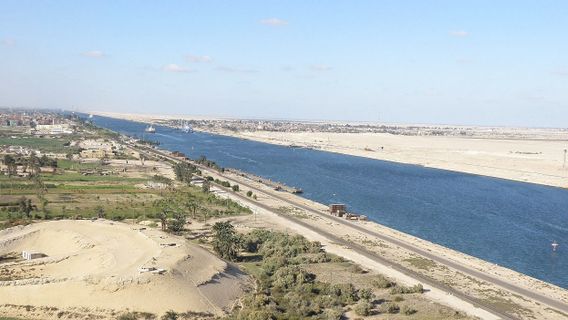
173 162 199 183
210 226 369 319
206 176 239 192
150 189 252 233
195 155 223 172
18 196 34 218
210 224 423 319
212 221 241 260
3 154 58 177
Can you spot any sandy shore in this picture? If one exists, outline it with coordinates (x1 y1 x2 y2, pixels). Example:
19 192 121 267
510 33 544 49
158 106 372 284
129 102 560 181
93 111 568 188
217 130 568 189
0 220 248 319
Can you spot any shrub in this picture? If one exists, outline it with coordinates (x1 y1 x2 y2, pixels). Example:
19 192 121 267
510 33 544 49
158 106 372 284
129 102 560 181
382 302 400 314
117 313 137 320
358 288 375 301
232 184 240 192
393 295 404 302
401 305 417 315
390 283 423 294
348 264 367 274
246 190 253 197
324 307 343 320
167 212 186 234
372 275 395 288
354 300 373 316
160 311 178 320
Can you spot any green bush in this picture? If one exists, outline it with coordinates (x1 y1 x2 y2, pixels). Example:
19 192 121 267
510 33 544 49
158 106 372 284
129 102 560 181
160 311 178 320
233 229 363 319
117 312 137 320
323 307 343 320
354 300 373 316
372 275 395 288
402 305 417 315
390 283 423 295
358 288 375 301
382 302 400 314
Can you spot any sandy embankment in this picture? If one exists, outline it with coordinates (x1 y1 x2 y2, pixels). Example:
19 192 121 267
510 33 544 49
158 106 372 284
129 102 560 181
222 130 568 189
0 220 248 319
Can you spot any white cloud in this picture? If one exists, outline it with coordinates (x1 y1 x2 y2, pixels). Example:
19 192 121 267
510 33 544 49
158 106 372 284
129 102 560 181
449 30 469 37
217 66 257 73
186 54 213 63
259 18 288 26
163 63 192 73
310 64 332 72
1 38 16 47
82 50 106 58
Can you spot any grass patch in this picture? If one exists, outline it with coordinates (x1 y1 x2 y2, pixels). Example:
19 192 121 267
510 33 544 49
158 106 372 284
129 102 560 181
0 136 73 153
404 256 438 271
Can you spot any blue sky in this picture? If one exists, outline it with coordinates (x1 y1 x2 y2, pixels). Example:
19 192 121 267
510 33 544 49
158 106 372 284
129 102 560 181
1 1 567 126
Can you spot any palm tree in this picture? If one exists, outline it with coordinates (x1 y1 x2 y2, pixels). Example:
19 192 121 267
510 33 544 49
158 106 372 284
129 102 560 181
158 211 167 231
27 153 40 176
95 205 105 219
185 199 198 219
3 155 16 177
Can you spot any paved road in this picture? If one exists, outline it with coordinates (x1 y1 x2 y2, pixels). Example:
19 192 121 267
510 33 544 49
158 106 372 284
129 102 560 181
133 143 568 319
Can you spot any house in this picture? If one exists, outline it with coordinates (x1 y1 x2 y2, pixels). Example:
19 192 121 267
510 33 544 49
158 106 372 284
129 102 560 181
329 204 347 217
22 251 45 260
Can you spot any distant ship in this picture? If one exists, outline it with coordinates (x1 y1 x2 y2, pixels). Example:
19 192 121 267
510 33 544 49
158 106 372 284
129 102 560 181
88 114 93 119
145 124 156 133
181 123 193 133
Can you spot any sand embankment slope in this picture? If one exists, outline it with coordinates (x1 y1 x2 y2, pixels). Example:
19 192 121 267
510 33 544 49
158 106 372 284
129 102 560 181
222 130 568 189
0 220 248 319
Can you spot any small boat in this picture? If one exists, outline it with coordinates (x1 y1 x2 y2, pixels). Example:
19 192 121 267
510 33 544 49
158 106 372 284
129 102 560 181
145 125 156 133
88 114 93 119
552 241 559 252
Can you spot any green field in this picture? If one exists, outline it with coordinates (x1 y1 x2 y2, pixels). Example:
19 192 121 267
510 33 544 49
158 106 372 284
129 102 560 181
0 136 74 153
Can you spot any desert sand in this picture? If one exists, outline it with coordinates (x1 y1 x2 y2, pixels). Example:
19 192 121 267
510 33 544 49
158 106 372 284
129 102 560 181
0 220 248 319
221 130 568 189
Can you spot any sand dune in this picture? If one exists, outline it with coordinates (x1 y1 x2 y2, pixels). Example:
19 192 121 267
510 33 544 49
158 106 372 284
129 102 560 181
0 220 248 319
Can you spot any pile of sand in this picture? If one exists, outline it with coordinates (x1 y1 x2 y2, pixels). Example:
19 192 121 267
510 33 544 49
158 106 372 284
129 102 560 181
0 220 248 319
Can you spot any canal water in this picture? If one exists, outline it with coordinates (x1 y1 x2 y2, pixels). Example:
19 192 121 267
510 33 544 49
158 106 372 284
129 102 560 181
89 115 568 289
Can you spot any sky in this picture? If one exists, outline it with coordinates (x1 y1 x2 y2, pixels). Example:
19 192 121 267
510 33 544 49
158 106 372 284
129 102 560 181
0 1 567 127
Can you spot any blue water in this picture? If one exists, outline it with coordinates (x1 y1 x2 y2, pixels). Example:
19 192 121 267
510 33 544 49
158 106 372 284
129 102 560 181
90 115 568 289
